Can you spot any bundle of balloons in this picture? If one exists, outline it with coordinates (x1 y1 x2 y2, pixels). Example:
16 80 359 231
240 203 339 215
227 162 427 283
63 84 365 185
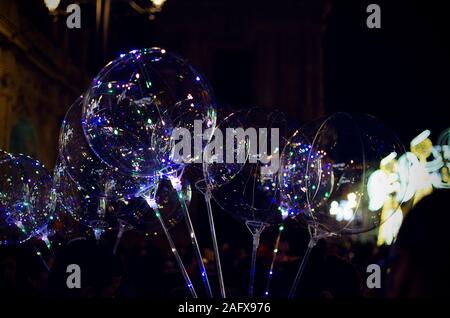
2 47 441 298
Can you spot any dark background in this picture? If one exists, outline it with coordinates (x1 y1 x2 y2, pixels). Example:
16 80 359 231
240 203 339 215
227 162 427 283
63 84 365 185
2 0 448 165
0 0 448 299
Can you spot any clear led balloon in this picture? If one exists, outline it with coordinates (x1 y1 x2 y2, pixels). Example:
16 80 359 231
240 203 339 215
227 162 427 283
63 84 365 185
82 47 216 177
59 97 151 199
202 110 247 190
305 113 411 236
205 108 285 297
0 154 55 245
196 109 247 298
209 109 285 226
286 113 411 298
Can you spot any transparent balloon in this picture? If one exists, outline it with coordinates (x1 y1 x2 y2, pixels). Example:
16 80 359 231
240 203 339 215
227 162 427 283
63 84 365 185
304 112 411 235
204 108 285 297
82 47 216 177
209 108 285 226
59 97 152 199
0 154 55 245
286 113 412 298
201 110 248 191
195 108 248 298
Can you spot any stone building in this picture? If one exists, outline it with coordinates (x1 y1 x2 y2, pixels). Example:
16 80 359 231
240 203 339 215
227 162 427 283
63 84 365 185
0 0 89 168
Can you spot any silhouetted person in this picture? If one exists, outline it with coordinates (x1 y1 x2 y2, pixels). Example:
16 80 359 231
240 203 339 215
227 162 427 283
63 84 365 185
388 189 450 297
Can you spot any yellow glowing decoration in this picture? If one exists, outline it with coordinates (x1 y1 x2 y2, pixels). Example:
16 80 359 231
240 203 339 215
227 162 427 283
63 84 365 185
410 130 434 205
367 152 404 246
363 128 449 245
150 0 167 16
151 0 167 6
44 0 61 12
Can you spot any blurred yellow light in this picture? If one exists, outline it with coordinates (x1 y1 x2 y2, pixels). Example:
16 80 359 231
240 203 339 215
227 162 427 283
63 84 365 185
44 0 61 12
151 0 166 7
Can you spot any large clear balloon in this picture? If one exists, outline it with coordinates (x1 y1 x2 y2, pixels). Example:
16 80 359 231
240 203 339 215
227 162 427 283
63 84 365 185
59 97 151 199
303 112 411 235
209 108 285 226
82 47 216 178
201 110 247 190
0 154 55 245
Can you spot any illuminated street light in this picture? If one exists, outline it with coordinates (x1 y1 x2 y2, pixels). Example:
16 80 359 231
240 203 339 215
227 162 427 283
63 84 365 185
151 0 167 8
44 0 61 12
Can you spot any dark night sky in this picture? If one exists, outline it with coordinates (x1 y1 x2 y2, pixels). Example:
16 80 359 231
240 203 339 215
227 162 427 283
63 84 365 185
324 0 449 143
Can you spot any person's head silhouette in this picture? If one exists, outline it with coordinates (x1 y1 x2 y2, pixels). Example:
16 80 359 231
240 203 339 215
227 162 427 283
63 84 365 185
388 189 450 297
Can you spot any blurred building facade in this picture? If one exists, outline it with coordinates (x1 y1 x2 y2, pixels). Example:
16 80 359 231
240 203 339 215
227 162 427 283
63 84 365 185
124 0 329 122
0 0 89 167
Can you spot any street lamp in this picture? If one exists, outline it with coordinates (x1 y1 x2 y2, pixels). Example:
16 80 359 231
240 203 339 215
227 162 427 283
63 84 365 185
43 0 61 12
